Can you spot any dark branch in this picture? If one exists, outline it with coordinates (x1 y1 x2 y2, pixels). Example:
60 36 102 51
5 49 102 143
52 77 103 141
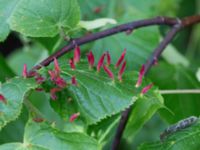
29 16 180 75
111 24 182 150
111 15 200 150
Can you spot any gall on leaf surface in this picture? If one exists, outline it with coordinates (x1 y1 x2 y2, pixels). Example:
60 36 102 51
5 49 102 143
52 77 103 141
39 56 164 125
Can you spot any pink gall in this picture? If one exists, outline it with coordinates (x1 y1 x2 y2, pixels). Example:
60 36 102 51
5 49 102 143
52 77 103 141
86 51 95 68
103 65 114 80
69 58 75 70
97 53 106 72
22 64 28 78
69 112 80 122
141 84 153 95
71 76 77 86
55 77 67 88
73 46 81 63
115 49 126 68
135 65 145 87
54 57 60 73
50 88 62 100
0 94 7 104
118 61 126 81
106 51 111 66
35 76 45 84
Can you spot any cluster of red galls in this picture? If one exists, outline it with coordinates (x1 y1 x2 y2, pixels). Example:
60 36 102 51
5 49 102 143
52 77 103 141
0 46 153 122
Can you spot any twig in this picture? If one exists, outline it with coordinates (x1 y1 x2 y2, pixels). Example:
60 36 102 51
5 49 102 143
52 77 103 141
160 89 200 94
111 25 182 150
28 16 180 75
111 15 200 150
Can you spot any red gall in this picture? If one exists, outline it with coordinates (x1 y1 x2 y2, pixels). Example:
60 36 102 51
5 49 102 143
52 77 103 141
0 94 7 104
106 51 111 66
35 76 45 84
22 64 28 78
97 53 106 72
141 84 153 95
48 70 57 81
103 65 114 80
135 65 145 87
118 61 126 81
115 49 126 68
86 51 95 68
69 112 80 122
55 77 67 88
50 88 62 100
74 46 81 63
53 57 60 74
71 76 77 86
69 58 75 70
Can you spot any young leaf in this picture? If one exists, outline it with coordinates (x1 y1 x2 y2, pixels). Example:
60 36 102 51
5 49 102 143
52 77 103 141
0 77 38 130
138 118 200 150
124 90 164 140
79 18 117 30
0 119 101 150
9 0 80 37
0 0 18 41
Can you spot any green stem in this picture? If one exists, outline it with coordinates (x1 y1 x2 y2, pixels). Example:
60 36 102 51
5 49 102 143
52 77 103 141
160 89 200 94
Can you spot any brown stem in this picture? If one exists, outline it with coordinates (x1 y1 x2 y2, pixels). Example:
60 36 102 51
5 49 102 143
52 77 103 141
111 25 181 150
112 15 200 150
28 16 179 75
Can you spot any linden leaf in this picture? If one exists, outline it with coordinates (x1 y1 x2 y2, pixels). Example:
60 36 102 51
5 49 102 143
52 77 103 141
8 0 80 37
39 60 163 125
0 77 38 130
0 0 19 41
0 119 100 150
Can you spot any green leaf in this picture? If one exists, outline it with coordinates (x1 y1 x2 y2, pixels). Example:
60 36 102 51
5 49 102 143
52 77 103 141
0 119 100 150
9 0 80 37
0 77 38 130
0 106 28 144
124 90 164 140
0 0 19 41
138 118 200 150
79 18 117 30
196 68 200 82
40 60 162 125
161 43 189 67
148 62 200 123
